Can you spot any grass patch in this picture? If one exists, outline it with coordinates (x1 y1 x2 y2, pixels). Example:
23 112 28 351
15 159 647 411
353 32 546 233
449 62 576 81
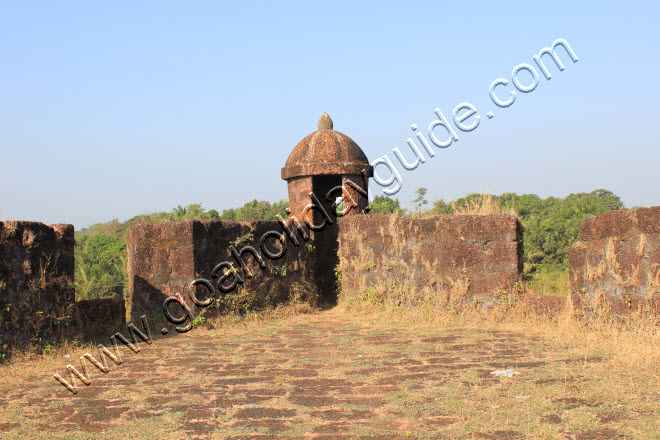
528 267 570 297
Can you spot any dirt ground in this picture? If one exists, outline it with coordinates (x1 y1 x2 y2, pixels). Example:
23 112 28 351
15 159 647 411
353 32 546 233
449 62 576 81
0 307 658 439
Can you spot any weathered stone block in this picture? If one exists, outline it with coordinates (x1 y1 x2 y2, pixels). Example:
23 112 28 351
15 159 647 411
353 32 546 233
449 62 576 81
126 221 195 323
0 221 75 351
569 207 660 313
338 215 522 307
127 220 316 323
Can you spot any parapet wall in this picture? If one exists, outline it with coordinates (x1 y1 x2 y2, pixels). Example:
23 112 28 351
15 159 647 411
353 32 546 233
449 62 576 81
569 207 660 313
338 215 522 307
127 220 315 323
0 221 76 350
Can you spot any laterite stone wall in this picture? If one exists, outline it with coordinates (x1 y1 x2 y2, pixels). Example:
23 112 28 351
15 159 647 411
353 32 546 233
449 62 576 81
569 207 660 313
338 215 523 308
0 221 75 351
127 220 316 323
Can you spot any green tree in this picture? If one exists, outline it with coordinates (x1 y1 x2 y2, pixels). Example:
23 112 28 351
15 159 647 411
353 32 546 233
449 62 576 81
369 195 403 215
75 234 127 300
412 187 428 215
221 199 289 221
170 205 187 221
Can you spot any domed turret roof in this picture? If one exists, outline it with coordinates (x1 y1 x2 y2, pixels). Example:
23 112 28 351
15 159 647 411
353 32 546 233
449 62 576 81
281 113 373 180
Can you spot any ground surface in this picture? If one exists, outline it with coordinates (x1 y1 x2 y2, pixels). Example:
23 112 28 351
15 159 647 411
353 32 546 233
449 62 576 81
0 307 657 439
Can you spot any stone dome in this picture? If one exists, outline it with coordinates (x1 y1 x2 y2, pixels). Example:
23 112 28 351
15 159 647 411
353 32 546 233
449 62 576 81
281 113 373 180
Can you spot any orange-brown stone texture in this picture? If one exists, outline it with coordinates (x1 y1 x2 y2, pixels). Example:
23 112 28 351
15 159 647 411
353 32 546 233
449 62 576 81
127 220 315 323
338 215 523 307
569 207 660 313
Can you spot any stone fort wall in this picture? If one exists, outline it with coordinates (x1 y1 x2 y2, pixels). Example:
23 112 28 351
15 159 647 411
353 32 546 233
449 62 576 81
126 220 316 324
569 207 660 313
0 221 76 351
0 221 127 353
5 207 660 355
338 215 523 308
127 215 525 321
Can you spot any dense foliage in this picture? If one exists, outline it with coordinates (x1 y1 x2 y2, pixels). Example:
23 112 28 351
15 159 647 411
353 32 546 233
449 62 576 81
368 195 404 215
218 199 289 221
75 233 127 300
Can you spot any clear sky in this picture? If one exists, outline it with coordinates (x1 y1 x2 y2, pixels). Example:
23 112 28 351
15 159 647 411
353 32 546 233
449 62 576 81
1 1 658 229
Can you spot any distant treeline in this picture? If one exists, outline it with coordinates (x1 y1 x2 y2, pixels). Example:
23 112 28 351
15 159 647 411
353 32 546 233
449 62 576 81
75 190 624 300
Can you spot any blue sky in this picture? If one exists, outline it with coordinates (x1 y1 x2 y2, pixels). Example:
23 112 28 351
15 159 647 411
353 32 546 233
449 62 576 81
1 1 658 229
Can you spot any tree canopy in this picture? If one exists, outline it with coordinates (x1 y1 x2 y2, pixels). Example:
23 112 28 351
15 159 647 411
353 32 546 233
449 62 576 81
218 199 288 221
369 195 404 216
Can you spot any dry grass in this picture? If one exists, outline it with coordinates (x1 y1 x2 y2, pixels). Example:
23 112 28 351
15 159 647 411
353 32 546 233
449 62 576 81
447 193 519 218
2 300 659 439
201 297 319 329
528 269 570 297
445 270 470 302
22 229 35 247
345 295 660 379
21 259 31 276
637 233 647 257
650 263 660 292
26 255 54 292
348 300 660 437
3 220 18 237
584 259 607 283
